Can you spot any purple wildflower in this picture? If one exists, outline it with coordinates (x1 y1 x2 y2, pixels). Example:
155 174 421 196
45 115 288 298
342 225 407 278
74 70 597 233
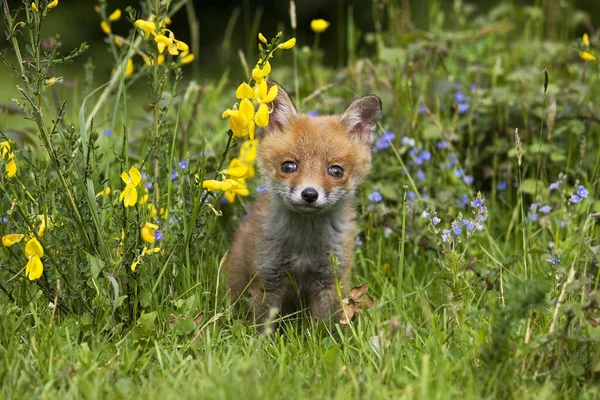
257 184 266 194
546 258 560 265
102 129 112 136
155 230 163 241
569 194 582 204
497 180 507 191
539 205 552 214
463 175 474 185
179 161 188 169
457 102 470 114
307 110 318 117
368 191 383 203
577 185 589 199
452 226 463 235
171 171 179 181
549 181 562 191
416 170 426 182
432 216 441 225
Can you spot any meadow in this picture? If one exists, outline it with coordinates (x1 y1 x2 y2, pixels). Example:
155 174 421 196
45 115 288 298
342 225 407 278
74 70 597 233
1 0 599 398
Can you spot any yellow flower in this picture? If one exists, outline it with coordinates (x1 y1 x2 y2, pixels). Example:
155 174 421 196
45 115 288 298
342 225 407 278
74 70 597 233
138 193 149 205
135 20 156 39
108 9 121 22
251 61 271 82
202 180 223 191
36 214 52 238
141 222 159 243
236 82 254 99
31 2 38 13
255 103 270 127
25 237 44 281
256 80 278 104
154 34 171 54
239 140 258 164
2 234 24 247
222 159 249 178
224 180 249 203
581 51 596 61
258 32 267 44
180 53 194 64
46 77 58 86
6 154 16 178
119 166 142 207
583 33 590 47
278 38 296 49
164 17 172 26
101 21 111 34
143 247 161 256
131 257 141 272
239 99 255 122
0 141 10 158
48 0 58 9
310 19 330 33
125 59 134 76
96 187 111 198
160 208 169 220
146 204 157 218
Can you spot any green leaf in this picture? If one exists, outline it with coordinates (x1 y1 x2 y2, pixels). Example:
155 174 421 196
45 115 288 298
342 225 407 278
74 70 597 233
85 251 105 278
520 179 545 195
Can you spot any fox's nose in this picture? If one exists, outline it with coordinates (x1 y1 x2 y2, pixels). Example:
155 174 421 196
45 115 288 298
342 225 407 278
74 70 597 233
301 187 319 203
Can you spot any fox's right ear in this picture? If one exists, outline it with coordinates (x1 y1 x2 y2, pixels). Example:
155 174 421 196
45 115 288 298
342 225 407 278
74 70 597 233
265 81 296 133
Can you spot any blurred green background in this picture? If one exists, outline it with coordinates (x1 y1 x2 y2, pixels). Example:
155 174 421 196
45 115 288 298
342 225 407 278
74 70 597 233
1 0 599 103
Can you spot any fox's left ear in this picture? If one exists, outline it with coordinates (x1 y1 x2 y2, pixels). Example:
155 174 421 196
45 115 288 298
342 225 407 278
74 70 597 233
340 95 382 143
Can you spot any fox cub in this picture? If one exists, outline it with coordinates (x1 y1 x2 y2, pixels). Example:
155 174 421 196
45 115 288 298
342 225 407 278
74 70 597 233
225 82 382 330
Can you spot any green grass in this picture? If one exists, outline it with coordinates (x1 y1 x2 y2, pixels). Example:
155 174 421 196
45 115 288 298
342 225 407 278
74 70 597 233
1 0 600 398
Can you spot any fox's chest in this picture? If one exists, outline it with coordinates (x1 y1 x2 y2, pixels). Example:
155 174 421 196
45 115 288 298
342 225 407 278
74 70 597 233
259 213 351 276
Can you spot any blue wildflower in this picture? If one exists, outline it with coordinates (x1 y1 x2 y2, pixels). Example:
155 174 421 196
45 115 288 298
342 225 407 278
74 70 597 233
455 91 468 103
257 184 266 194
497 180 507 191
469 83 476 91
220 196 229 205
530 203 540 212
471 199 483 207
529 213 539 222
356 236 363 246
462 219 473 231
549 181 562 191
432 216 441 225
455 169 464 178
577 185 589 199
453 83 463 90
437 141 449 149
407 191 417 200
442 229 452 243
146 182 153 190
539 205 552 214
419 150 432 162
155 230 163 241
1 217 7 223
307 110 318 117
179 161 188 169
546 258 560 265
569 194 582 204
457 194 469 207
418 104 426 114
457 102 470 114
368 191 383 203
453 226 463 235
171 171 179 181
463 175 474 185
374 130 396 152
416 170 426 182
102 129 112 136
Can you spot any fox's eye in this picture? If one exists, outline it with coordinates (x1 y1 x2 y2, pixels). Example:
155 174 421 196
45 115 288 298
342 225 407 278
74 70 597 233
281 161 298 174
328 165 344 179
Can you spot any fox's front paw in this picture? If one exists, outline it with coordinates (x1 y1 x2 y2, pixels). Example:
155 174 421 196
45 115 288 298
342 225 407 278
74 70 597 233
309 286 342 325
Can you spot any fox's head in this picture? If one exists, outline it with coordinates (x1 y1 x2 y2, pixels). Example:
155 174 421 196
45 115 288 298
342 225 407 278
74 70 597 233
258 83 382 214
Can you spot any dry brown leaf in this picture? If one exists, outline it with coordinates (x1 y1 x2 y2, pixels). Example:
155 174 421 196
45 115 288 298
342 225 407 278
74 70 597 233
340 283 375 324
